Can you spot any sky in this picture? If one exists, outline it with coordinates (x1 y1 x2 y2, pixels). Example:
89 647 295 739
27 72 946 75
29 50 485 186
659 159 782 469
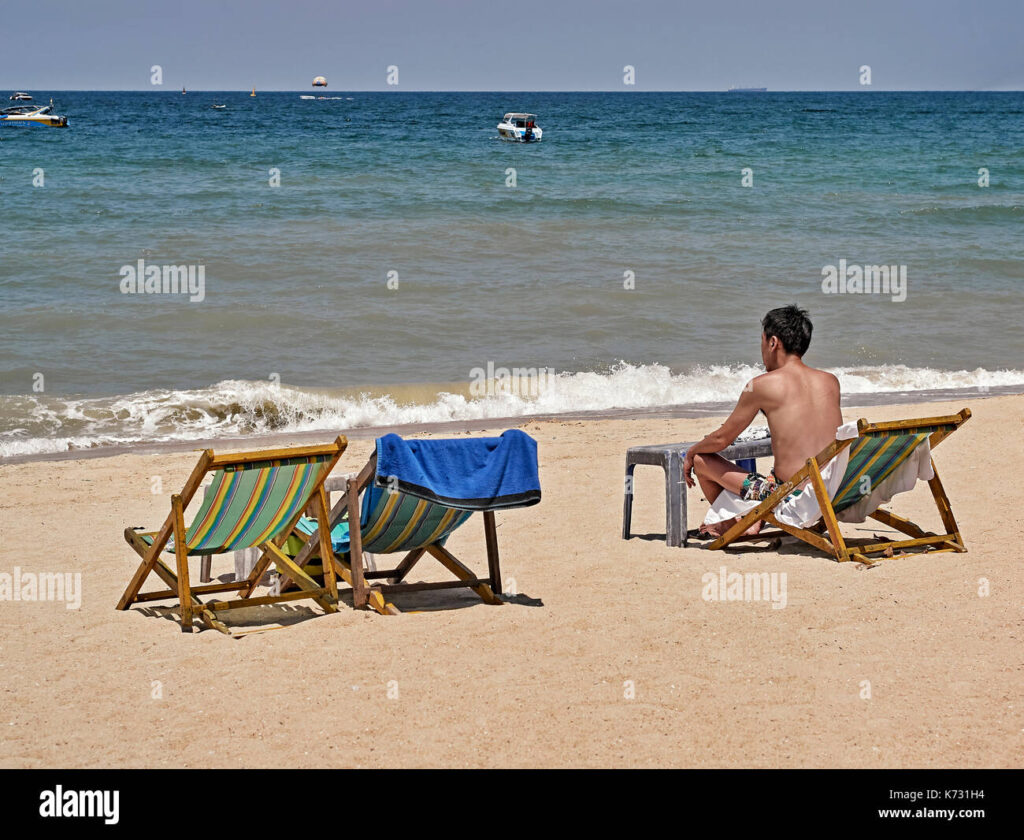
2 0 1022 91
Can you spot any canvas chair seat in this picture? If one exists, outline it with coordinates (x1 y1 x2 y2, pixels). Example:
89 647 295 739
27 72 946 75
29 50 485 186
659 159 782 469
283 434 540 615
117 438 348 634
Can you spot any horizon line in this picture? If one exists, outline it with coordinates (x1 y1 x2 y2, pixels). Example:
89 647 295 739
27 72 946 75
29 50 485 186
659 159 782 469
3 87 1022 94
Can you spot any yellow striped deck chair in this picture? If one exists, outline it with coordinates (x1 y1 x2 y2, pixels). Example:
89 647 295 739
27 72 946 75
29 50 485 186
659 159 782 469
284 448 509 615
116 437 347 633
708 409 970 564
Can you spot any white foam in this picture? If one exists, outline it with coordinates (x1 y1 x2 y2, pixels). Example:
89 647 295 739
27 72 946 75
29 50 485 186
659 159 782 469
1 362 1021 457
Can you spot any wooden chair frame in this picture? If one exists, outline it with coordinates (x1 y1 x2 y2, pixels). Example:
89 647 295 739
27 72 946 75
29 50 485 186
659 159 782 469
707 409 971 565
116 437 348 633
281 451 504 615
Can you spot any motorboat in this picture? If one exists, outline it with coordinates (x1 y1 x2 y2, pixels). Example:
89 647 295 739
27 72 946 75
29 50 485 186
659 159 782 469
211 103 227 109
10 92 32 101
497 112 542 142
0 104 68 127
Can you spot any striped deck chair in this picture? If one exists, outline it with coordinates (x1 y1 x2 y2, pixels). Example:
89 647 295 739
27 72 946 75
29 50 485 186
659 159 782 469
282 449 506 615
707 409 971 564
116 437 347 633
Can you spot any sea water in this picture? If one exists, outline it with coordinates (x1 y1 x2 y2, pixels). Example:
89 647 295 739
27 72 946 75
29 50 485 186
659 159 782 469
1 91 1022 455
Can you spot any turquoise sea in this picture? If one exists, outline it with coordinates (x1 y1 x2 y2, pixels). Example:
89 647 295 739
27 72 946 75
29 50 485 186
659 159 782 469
1 90 1023 455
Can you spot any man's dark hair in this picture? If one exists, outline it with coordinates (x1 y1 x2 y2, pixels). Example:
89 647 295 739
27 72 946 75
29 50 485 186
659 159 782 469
762 305 812 356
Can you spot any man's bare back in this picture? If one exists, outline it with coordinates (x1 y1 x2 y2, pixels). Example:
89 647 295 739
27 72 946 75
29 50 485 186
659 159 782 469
682 305 842 535
755 363 842 480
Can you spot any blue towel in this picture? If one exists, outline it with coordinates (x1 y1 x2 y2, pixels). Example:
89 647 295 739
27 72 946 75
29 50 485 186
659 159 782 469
374 429 541 511
294 517 351 553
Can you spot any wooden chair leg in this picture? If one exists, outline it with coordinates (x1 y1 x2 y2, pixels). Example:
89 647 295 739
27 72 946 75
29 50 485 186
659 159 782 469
807 458 849 562
928 461 965 550
172 495 194 632
483 511 502 596
315 486 339 604
347 478 368 608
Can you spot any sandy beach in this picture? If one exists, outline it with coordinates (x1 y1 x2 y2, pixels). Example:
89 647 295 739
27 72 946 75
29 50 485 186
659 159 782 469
0 392 1020 769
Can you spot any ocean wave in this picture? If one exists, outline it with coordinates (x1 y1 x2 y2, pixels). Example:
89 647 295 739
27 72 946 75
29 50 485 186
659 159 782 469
900 204 1024 219
2 362 1022 458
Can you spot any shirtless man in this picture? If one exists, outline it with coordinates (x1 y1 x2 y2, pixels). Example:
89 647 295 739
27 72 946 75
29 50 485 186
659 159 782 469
682 305 843 536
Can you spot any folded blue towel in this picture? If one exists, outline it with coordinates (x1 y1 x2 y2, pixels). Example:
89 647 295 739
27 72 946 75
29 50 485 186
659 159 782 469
374 429 541 511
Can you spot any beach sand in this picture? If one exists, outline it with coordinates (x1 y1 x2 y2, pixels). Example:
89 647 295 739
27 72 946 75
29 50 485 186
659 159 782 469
0 394 1020 768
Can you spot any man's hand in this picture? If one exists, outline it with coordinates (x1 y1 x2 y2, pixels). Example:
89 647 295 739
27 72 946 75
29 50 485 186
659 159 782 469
682 449 696 487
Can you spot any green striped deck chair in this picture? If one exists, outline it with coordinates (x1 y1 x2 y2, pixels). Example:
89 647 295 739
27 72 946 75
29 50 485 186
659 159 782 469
708 409 970 564
284 451 507 615
117 437 347 634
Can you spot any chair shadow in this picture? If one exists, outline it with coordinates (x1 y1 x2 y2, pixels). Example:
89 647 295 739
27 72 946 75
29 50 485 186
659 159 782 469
627 519 907 564
700 521 906 564
365 583 544 612
136 570 543 630
138 602 321 631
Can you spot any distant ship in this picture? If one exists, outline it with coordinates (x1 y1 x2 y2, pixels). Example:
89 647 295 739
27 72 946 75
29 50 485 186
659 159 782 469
728 86 767 92
182 86 187 95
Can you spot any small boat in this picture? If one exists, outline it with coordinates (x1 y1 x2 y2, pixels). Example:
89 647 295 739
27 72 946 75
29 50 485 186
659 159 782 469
250 87 256 97
212 103 227 109
182 86 187 95
299 94 316 99
497 113 542 142
10 92 32 101
0 104 68 127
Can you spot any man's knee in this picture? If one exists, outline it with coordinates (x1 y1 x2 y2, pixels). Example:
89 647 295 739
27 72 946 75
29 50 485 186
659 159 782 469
691 453 708 474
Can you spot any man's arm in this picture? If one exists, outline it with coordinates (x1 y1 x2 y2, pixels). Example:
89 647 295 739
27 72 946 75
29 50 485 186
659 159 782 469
682 379 762 485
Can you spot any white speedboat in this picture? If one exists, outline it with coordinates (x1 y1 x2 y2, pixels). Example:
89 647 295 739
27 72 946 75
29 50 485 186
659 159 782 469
497 113 542 142
0 104 68 127
10 91 32 101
